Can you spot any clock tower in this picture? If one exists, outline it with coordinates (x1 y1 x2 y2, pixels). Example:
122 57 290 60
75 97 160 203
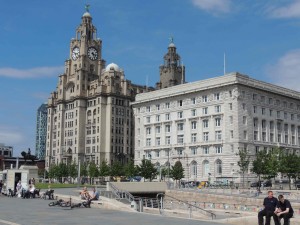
46 6 152 169
156 39 185 89
61 6 105 99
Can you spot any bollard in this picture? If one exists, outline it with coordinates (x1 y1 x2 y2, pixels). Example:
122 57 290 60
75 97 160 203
139 198 143 212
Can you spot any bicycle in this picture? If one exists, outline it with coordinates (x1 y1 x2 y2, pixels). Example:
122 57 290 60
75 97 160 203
48 199 90 209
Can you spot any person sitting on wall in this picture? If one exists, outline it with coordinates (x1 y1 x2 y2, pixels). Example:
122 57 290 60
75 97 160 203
86 187 100 207
22 184 31 199
258 190 278 225
80 186 90 200
274 195 294 225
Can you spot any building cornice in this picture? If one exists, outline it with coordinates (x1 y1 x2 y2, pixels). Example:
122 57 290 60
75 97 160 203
132 72 300 105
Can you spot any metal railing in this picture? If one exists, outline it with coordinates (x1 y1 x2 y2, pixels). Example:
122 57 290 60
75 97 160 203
157 193 216 220
108 182 135 203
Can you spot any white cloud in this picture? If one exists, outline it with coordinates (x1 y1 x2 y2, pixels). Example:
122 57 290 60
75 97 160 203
191 0 232 15
266 49 300 91
0 127 24 146
0 66 63 78
268 0 300 19
0 125 35 156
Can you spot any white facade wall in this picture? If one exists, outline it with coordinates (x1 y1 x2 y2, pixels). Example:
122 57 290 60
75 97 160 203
132 73 300 183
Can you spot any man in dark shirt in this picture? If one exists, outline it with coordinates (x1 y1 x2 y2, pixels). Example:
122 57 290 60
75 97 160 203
274 195 294 225
258 190 278 225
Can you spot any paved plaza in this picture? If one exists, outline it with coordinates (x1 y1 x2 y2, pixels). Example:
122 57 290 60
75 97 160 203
0 195 227 225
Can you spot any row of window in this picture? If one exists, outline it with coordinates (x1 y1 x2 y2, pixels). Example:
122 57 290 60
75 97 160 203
144 132 224 146
253 119 300 133
142 119 222 135
253 131 300 145
142 93 223 113
141 146 223 159
251 93 300 111
253 106 300 121
142 106 223 124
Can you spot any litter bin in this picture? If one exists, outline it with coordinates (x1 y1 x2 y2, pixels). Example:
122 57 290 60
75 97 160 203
131 201 139 211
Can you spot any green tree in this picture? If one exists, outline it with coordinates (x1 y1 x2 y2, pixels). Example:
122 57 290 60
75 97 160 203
124 160 137 178
99 160 110 180
110 161 124 177
237 148 250 188
48 164 58 181
80 162 88 177
161 168 168 181
68 161 78 183
279 153 300 190
252 150 268 191
89 162 99 184
38 168 46 178
57 162 69 182
170 161 184 181
264 148 281 180
136 159 158 181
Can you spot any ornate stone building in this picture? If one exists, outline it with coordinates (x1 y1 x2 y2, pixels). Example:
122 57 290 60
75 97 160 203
132 72 300 183
156 41 185 89
46 9 151 169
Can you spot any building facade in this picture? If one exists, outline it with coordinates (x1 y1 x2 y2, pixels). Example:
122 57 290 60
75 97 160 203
132 73 300 183
0 143 13 157
45 9 151 169
36 103 48 160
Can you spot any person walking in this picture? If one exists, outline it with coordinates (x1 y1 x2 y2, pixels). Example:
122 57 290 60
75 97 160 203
258 190 278 225
274 195 294 225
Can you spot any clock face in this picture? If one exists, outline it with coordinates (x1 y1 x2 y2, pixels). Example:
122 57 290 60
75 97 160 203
87 47 98 61
72 47 80 60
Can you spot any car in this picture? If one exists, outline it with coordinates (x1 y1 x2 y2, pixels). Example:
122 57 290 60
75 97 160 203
294 180 300 189
250 181 260 188
250 180 272 188
262 180 272 187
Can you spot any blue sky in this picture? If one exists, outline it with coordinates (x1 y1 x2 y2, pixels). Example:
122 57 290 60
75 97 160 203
1 0 300 156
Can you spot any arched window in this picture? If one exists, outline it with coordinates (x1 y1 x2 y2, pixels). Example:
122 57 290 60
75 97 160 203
87 110 92 117
191 161 197 177
203 160 210 177
93 109 96 115
215 159 222 175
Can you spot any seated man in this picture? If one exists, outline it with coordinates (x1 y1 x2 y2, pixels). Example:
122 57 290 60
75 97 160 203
86 187 100 207
22 184 31 199
80 186 90 200
274 195 294 225
42 186 54 199
258 190 278 225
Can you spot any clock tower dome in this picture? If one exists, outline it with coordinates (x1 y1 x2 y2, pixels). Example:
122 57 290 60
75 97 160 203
58 5 106 100
156 38 185 89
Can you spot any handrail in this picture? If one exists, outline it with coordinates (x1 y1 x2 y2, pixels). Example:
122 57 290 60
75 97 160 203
157 193 216 220
108 182 136 203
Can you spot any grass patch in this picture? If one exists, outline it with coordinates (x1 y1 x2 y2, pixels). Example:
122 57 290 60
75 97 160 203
35 183 95 189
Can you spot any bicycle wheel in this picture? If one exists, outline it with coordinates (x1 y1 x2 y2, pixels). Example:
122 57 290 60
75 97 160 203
48 201 59 207
60 201 71 207
71 203 81 208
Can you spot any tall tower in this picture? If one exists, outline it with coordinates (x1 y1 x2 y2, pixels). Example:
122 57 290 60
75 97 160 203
156 39 185 89
35 103 48 160
46 6 151 170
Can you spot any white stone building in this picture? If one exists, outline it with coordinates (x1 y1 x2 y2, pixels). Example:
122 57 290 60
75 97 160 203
0 143 13 157
45 9 151 169
132 72 300 183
